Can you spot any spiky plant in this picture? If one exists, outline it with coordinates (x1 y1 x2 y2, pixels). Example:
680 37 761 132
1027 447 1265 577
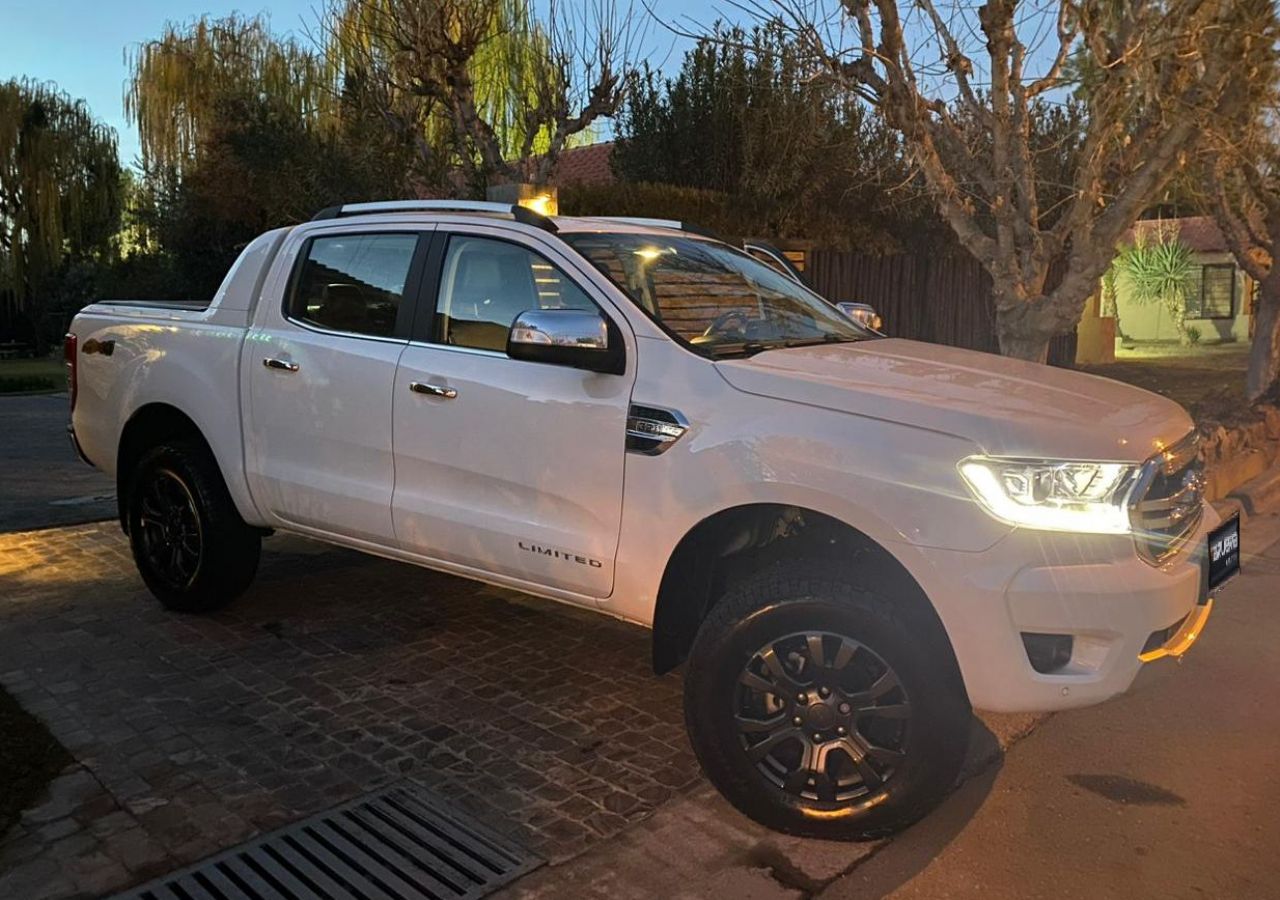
1113 223 1198 345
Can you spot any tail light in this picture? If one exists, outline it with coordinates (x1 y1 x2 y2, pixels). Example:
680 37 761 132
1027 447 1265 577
64 333 78 413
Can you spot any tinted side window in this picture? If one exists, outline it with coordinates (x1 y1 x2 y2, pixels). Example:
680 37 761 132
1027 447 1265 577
288 234 418 337
436 236 598 352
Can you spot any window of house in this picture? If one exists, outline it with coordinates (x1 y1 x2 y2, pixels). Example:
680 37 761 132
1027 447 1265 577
434 236 599 352
288 233 418 337
1187 263 1236 319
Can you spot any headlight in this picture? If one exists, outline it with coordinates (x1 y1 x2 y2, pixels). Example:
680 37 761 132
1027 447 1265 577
958 456 1140 534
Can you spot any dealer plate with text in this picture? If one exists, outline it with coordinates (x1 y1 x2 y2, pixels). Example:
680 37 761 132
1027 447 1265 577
1206 514 1241 592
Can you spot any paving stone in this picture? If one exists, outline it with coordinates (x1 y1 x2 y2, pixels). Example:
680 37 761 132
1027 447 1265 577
0 523 702 900
36 818 82 842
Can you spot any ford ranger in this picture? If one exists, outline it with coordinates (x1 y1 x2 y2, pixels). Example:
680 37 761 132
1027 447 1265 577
65 200 1239 839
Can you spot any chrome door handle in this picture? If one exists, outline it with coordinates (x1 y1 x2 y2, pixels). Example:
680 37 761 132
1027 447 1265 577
263 358 299 373
410 382 457 399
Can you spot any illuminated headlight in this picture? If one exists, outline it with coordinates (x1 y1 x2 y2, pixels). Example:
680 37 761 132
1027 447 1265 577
958 456 1140 534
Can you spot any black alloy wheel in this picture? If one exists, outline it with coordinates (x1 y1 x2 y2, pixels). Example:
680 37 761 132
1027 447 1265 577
735 631 910 805
683 561 971 839
127 441 261 612
135 468 205 593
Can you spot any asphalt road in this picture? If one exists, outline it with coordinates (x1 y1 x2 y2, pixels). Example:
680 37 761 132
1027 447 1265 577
0 393 115 532
825 512 1280 900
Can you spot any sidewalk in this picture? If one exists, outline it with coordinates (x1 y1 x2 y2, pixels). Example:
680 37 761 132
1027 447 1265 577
821 511 1280 900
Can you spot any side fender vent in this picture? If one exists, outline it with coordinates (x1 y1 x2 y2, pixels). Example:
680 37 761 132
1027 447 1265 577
627 404 689 455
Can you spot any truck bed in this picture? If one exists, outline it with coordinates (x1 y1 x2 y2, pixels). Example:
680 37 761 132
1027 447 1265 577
95 299 210 311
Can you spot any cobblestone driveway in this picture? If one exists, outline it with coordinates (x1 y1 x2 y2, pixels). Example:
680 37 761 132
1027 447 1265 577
0 524 700 899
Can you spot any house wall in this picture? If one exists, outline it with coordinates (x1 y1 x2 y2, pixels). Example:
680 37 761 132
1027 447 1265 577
1114 250 1252 343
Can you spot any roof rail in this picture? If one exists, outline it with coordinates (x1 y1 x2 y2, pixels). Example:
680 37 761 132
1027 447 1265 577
598 216 683 230
310 199 558 233
593 216 725 242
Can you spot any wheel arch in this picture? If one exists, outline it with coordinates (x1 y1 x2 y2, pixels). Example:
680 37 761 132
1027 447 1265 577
116 403 220 534
650 503 963 688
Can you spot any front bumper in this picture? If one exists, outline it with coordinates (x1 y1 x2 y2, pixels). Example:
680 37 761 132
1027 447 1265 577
911 503 1221 713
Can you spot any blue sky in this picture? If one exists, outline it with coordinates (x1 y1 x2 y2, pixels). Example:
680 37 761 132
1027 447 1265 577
0 0 728 168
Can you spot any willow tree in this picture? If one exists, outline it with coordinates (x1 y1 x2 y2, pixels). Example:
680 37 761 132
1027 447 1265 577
759 0 1277 362
0 79 120 349
125 14 334 173
322 0 639 190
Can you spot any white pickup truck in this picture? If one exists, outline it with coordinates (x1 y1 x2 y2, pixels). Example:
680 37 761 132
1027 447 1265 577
67 200 1238 839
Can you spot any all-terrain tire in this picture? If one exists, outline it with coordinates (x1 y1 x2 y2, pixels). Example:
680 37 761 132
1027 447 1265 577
127 441 261 613
683 559 971 839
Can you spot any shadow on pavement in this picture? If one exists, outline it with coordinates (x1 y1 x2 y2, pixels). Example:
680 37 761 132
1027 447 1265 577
818 715 1002 898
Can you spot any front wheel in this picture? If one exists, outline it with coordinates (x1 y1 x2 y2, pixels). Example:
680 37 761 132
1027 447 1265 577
683 561 971 839
127 441 261 613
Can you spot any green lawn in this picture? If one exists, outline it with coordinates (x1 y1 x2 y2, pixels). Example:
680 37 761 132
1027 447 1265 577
0 356 66 394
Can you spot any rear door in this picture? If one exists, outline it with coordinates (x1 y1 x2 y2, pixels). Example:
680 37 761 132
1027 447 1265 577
390 226 635 599
243 225 432 545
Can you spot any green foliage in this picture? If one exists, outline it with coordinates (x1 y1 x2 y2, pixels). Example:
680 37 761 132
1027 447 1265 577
611 23 942 249
140 93 406 300
1113 224 1198 344
122 13 426 299
1115 228 1197 307
0 79 121 350
126 15 335 173
561 182 760 244
1186 325 1203 345
323 0 609 191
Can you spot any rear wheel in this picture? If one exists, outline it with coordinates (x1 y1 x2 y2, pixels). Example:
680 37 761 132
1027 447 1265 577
683 561 970 839
127 442 260 613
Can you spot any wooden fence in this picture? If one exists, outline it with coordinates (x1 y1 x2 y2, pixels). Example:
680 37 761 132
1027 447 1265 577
805 250 1077 366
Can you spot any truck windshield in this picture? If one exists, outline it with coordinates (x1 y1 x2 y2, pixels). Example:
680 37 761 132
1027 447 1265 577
562 232 871 358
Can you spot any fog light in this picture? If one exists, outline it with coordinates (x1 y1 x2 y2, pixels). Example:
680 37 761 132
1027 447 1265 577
1021 633 1073 674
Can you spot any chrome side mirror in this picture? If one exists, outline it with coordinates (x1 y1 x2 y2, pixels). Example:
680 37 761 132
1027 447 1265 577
507 308 623 374
837 302 883 333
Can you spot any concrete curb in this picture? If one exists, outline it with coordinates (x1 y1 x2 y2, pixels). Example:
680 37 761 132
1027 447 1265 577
1227 464 1280 517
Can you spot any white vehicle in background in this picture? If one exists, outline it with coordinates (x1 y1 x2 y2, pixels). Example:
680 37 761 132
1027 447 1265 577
66 200 1238 839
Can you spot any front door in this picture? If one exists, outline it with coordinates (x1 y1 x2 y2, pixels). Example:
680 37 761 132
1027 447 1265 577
244 228 429 544
391 228 634 598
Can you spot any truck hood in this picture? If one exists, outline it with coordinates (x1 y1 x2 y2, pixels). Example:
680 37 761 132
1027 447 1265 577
715 338 1194 461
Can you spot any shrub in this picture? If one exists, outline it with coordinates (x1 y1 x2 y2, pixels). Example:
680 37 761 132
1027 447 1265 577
0 375 61 394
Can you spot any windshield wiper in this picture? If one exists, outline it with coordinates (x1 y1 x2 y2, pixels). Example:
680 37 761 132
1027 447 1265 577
703 340 780 359
781 333 862 349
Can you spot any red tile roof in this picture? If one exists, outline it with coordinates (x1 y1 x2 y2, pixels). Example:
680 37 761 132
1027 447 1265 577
1127 216 1228 254
545 142 615 187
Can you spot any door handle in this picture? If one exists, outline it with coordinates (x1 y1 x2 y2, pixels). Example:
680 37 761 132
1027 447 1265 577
410 382 457 399
263 358 299 373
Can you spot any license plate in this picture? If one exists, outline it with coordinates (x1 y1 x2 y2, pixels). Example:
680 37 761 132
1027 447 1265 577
1206 515 1241 592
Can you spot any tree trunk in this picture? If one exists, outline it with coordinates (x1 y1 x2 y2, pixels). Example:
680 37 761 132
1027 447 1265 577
995 324 1052 363
1168 296 1190 346
994 297 1057 364
1247 272 1280 402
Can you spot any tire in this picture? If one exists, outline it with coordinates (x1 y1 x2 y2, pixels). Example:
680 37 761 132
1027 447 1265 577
683 559 971 840
127 441 261 613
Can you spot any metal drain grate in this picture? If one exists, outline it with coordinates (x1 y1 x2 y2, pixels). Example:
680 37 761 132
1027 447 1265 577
114 782 542 900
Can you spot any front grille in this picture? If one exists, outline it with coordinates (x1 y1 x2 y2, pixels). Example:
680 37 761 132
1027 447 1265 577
1129 431 1204 565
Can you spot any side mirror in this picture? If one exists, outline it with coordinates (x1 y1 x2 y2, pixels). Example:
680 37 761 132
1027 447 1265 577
507 308 624 374
837 302 883 333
